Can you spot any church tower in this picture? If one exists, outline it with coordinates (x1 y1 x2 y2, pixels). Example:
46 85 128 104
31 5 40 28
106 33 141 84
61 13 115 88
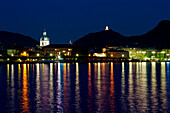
40 29 50 47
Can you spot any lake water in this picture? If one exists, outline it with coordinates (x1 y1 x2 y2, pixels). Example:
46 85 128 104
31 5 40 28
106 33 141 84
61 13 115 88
0 62 170 113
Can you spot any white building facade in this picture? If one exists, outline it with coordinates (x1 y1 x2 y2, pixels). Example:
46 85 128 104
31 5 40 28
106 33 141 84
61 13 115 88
40 29 50 47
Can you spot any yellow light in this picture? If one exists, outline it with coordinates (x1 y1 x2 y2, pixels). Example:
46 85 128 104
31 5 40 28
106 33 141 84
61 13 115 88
50 53 53 56
7 58 10 61
161 51 165 53
93 53 106 57
111 54 113 57
152 51 156 54
88 54 91 57
76 54 79 57
122 54 124 57
37 53 40 57
63 50 66 52
105 26 109 31
21 51 27 56
11 54 14 56
142 51 146 53
18 58 21 62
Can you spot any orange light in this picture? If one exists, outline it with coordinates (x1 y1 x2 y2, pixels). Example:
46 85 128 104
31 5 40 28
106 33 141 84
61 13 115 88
21 51 28 56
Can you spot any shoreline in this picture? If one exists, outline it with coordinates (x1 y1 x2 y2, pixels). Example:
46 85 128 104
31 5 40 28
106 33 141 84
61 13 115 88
0 60 169 64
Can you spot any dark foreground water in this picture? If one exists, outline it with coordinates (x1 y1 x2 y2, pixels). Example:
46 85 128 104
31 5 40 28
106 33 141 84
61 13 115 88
0 62 170 113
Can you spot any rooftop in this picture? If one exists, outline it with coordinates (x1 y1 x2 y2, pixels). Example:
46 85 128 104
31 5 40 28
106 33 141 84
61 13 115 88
43 44 73 48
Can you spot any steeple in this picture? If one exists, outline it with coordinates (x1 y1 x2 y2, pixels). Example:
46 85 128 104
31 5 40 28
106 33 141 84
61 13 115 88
43 29 47 36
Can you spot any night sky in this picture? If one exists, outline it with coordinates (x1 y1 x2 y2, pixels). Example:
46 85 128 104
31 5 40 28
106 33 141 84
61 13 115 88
0 0 170 44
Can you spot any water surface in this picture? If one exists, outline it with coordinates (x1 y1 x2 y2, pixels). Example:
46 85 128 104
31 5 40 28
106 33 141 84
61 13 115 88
0 62 170 112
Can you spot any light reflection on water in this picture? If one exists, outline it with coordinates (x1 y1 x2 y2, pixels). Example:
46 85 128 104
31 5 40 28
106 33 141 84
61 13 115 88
22 64 30 113
0 62 170 112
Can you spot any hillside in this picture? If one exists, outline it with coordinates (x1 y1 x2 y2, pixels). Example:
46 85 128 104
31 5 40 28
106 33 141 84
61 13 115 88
0 31 39 49
74 20 170 49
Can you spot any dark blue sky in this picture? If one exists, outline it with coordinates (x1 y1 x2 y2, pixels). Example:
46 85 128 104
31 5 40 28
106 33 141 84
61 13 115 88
0 0 170 44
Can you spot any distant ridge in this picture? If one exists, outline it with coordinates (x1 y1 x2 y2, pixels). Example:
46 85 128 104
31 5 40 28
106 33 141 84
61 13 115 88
0 31 39 49
74 20 170 49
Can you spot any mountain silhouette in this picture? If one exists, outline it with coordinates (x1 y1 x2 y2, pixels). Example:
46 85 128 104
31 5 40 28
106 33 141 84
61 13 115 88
0 31 39 49
74 20 170 49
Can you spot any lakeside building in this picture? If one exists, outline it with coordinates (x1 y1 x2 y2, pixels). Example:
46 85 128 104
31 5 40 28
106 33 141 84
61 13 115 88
102 46 129 59
108 49 129 58
43 44 73 59
92 53 107 57
7 49 18 56
122 47 170 61
40 29 50 47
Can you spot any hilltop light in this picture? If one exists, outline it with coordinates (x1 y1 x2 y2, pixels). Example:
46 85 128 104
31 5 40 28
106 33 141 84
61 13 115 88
105 26 109 31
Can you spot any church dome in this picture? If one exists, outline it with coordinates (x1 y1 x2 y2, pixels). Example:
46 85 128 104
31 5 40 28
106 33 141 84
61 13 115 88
40 29 50 47
40 29 49 41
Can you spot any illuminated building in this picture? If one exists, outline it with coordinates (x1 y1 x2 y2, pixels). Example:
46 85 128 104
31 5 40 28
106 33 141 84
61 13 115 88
93 53 106 57
7 49 18 56
40 29 50 47
20 51 29 57
102 46 119 52
108 49 129 58
43 44 73 58
122 48 154 61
